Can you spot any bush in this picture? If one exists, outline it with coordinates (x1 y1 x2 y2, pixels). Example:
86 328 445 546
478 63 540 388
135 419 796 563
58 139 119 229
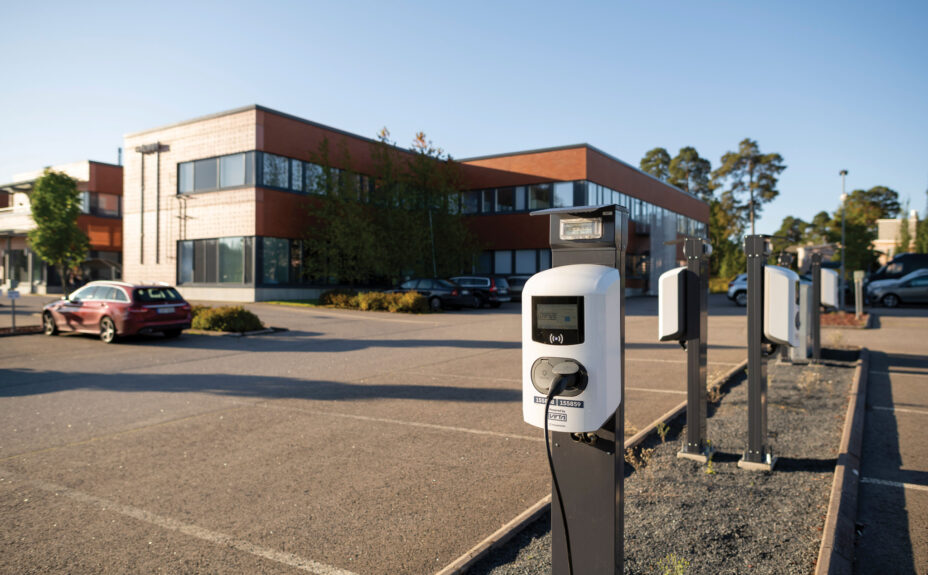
355 291 429 313
192 305 264 332
319 289 359 308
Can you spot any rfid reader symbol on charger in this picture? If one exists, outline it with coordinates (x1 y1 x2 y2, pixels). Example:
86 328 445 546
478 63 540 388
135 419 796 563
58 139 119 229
549 333 564 344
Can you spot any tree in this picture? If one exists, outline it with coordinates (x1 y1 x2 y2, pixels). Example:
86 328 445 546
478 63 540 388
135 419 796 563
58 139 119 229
639 147 671 181
711 138 786 235
916 190 928 253
804 211 834 245
842 186 900 229
770 215 809 265
27 169 89 297
668 146 713 201
708 193 745 277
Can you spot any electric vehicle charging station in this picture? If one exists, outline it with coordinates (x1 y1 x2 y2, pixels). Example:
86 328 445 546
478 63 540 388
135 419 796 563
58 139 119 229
790 282 813 362
658 236 712 462
820 268 839 308
739 235 800 472
525 204 626 575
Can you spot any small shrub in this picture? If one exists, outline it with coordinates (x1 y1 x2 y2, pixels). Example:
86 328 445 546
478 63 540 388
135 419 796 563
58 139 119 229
657 553 691 575
191 305 211 322
319 289 358 308
356 291 429 313
191 305 264 332
624 447 654 472
656 421 670 442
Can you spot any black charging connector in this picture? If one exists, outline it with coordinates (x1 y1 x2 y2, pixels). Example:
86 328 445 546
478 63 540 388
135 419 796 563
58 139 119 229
545 372 575 575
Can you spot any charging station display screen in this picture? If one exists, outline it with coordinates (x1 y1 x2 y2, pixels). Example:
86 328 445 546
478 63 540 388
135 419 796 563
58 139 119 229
532 296 584 345
559 217 602 240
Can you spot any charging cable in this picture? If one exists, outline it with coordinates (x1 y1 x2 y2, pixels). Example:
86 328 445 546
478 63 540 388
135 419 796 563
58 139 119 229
544 362 580 575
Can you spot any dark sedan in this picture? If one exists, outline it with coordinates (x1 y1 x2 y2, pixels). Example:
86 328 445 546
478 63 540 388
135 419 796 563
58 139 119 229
394 278 476 311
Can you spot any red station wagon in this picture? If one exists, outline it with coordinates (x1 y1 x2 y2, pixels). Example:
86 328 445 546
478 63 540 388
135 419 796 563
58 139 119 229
43 281 192 344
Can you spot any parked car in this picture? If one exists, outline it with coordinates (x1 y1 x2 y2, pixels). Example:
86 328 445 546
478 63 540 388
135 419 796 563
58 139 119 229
868 253 928 284
393 278 474 310
867 271 928 308
726 273 748 306
506 275 532 302
866 267 928 300
43 281 192 343
450 275 512 308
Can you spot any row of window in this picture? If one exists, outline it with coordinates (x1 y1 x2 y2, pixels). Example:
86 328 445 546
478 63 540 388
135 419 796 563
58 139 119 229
176 152 707 238
177 236 308 286
177 151 357 196
462 181 706 237
475 249 552 276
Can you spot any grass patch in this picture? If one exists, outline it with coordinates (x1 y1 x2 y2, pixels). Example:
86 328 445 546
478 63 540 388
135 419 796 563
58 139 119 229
270 290 430 314
265 299 320 307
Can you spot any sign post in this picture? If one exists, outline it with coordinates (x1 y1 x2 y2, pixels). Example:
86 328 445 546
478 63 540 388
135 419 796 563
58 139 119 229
7 287 20 333
853 270 865 320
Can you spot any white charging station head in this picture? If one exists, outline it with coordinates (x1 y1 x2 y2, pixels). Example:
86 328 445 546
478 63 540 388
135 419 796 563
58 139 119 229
658 266 686 342
820 269 839 308
764 265 800 347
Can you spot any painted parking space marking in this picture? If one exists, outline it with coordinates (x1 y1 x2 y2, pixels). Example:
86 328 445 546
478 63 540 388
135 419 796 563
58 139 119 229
0 471 359 575
267 404 545 443
872 405 928 416
861 477 928 493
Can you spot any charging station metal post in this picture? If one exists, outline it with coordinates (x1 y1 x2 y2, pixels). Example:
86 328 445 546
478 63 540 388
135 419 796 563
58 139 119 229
679 237 710 461
739 235 776 471
810 253 822 363
531 204 626 575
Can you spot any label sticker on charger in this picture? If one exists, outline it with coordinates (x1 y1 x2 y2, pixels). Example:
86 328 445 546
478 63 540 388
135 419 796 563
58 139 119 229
535 396 584 408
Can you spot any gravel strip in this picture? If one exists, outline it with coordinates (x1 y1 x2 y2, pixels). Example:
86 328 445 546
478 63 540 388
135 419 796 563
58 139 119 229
469 356 857 575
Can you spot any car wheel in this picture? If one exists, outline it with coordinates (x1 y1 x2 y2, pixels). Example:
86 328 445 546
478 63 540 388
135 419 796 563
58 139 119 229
735 291 747 307
163 329 182 339
881 293 900 308
472 296 483 309
429 297 442 312
99 316 118 344
43 312 58 336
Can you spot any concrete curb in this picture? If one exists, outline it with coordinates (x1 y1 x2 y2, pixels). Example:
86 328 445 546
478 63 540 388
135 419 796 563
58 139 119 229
434 358 749 575
0 325 42 337
815 347 869 575
184 327 286 337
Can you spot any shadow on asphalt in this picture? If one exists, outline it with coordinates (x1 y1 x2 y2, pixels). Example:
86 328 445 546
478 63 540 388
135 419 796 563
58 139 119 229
41 330 522 353
0 369 523 401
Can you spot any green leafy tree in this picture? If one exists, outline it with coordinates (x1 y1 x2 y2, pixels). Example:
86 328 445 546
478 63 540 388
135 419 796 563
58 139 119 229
668 146 714 201
639 147 671 181
803 211 834 245
916 190 928 253
711 138 786 235
769 215 809 266
843 186 900 228
26 169 89 297
708 193 745 277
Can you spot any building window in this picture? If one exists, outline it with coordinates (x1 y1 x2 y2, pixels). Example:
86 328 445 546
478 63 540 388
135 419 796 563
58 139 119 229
179 152 254 194
482 189 495 212
554 182 573 208
515 249 536 274
305 162 324 194
220 154 245 188
262 153 289 188
194 158 218 192
261 237 290 284
494 250 512 275
539 249 551 270
177 237 253 285
462 191 480 214
528 184 552 210
291 159 303 192
179 163 194 193
497 187 515 211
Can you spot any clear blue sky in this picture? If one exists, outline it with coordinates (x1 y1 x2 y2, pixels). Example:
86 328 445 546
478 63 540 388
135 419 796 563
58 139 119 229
2 0 926 233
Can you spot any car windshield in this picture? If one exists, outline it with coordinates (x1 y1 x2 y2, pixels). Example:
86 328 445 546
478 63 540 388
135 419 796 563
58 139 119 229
134 287 184 303
495 278 510 289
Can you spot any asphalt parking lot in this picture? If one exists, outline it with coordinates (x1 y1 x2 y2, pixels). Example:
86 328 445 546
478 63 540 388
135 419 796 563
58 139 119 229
0 295 747 574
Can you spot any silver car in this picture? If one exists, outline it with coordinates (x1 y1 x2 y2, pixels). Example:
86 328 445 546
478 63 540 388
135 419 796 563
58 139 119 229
868 271 928 308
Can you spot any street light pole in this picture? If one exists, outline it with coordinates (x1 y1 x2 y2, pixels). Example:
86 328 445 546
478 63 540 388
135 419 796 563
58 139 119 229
839 170 848 311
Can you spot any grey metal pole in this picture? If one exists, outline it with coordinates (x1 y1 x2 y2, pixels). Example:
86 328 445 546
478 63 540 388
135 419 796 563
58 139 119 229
678 237 709 460
10 297 15 333
811 254 822 363
739 235 776 471
839 170 848 311
854 271 864 320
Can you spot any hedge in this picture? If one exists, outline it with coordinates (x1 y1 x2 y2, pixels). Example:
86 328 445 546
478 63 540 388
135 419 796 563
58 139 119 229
318 289 429 313
192 305 264 332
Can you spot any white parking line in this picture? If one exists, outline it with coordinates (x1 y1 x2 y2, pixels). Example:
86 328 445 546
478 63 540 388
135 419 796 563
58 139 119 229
861 477 928 493
0 471 359 575
872 405 928 416
267 404 545 443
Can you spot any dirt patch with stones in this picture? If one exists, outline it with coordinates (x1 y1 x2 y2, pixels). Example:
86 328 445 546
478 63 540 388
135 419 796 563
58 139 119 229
469 353 857 575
